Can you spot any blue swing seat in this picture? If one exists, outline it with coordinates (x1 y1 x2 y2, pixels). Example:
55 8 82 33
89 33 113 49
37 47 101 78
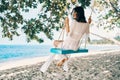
50 48 88 54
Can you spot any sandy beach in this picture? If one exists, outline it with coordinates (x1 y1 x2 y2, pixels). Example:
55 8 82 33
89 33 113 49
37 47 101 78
0 50 120 80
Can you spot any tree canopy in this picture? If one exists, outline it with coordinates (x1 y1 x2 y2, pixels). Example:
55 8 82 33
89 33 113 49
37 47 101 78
93 0 120 30
0 0 119 43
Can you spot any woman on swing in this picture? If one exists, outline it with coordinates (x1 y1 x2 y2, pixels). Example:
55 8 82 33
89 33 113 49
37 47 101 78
40 6 91 72
54 6 91 68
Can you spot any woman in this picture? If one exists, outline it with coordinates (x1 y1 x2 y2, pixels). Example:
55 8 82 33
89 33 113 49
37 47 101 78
54 6 91 69
40 6 91 72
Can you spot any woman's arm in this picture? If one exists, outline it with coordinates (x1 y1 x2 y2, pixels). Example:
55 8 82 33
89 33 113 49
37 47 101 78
64 17 70 33
84 16 91 48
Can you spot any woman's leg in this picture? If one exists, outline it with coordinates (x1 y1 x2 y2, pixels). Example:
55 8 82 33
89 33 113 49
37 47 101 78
53 40 63 47
40 54 56 72
63 58 69 71
57 54 70 66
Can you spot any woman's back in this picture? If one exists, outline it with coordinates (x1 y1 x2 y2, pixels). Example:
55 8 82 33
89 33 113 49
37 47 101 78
69 20 89 41
60 20 89 51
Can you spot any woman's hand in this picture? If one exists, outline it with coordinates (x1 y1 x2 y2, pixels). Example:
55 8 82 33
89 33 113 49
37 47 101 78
88 16 92 24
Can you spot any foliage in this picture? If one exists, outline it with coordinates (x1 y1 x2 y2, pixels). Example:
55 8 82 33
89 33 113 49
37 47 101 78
0 0 119 43
93 0 120 30
0 0 90 43
114 36 120 41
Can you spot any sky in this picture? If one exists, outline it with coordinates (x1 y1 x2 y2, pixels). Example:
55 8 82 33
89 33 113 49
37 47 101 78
0 1 120 45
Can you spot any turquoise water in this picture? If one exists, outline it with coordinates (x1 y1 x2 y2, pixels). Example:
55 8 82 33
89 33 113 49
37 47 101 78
0 45 120 63
0 45 51 63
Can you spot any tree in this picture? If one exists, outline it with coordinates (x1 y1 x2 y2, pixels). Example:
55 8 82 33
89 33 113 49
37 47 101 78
91 0 120 30
0 0 119 43
0 0 91 43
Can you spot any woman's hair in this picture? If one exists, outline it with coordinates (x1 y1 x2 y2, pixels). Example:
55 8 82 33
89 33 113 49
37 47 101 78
72 6 87 23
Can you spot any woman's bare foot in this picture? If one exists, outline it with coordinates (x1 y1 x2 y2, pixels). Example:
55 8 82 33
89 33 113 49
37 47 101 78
57 58 68 66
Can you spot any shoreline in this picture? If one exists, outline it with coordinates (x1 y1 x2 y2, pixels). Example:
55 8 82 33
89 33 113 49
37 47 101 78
0 50 120 80
0 49 120 71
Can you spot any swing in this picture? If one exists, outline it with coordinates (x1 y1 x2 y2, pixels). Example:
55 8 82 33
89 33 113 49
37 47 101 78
50 25 89 54
50 6 93 55
50 48 88 54
40 6 91 72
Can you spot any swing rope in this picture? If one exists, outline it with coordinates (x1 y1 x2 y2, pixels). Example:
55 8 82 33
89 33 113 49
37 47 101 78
58 28 65 49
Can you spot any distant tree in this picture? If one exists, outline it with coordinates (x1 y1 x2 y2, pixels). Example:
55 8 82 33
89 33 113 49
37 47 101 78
115 36 120 41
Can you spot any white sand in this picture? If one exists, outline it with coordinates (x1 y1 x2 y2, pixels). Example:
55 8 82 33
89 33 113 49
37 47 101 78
0 50 120 71
0 56 49 70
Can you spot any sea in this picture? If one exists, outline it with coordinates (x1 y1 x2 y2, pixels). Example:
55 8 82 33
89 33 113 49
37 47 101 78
0 44 120 63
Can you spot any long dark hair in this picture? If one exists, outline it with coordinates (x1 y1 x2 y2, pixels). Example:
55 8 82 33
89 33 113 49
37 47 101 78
72 6 87 23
